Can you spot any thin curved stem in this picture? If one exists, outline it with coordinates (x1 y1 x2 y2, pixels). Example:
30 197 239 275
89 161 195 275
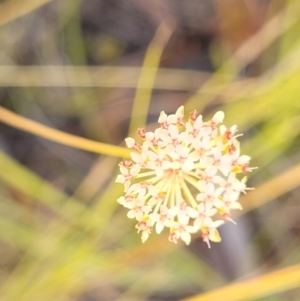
128 21 173 136
0 106 131 159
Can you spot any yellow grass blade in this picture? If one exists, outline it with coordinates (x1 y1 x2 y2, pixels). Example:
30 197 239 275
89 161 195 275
181 263 300 301
185 0 300 112
0 106 131 158
0 66 209 89
239 163 300 215
128 21 173 135
0 149 87 222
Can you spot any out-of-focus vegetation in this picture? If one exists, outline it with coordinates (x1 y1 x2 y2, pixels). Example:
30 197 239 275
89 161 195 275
0 0 300 300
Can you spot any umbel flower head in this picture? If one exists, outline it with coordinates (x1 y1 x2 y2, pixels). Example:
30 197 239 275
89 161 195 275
116 106 256 247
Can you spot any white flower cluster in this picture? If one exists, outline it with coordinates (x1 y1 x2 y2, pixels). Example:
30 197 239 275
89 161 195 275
116 106 255 247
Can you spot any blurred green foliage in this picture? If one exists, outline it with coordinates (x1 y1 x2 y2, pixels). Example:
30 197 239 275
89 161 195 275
0 1 300 301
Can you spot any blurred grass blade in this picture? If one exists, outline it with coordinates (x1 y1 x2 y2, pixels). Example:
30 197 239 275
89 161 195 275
0 149 85 219
0 0 54 26
240 162 300 215
181 263 300 301
0 106 131 158
185 0 300 112
128 21 173 135
0 66 209 90
0 195 39 250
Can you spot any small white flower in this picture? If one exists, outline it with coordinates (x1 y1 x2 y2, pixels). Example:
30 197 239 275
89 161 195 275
130 151 147 168
190 135 211 160
201 220 225 248
127 181 150 198
144 128 165 148
147 186 166 206
168 216 195 245
135 217 155 243
213 172 247 195
116 106 256 247
196 183 224 207
193 203 217 230
151 205 178 234
115 164 141 191
196 167 218 191
127 199 151 220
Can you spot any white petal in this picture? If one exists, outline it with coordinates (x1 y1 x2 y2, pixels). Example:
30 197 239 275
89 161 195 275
212 111 224 124
160 132 171 144
206 208 217 216
142 206 151 213
201 126 212 136
145 132 154 140
147 151 157 161
238 155 251 164
125 137 135 148
131 152 141 163
117 196 125 205
155 221 164 234
218 166 231 177
162 160 172 170
136 211 144 220
197 202 205 213
194 218 202 229
172 161 181 170
219 125 227 135
164 144 175 153
213 220 225 228
179 131 192 144
154 128 164 138
196 193 205 202
213 199 224 208
181 231 191 245
203 217 214 227
158 111 167 123
150 213 159 222
186 225 198 233
212 175 225 185
232 181 246 191
182 160 195 172
175 105 184 118
115 175 125 183
120 165 129 175
186 206 198 218
209 228 221 242
168 124 178 139
130 164 141 176
167 114 177 124
194 115 203 129
178 214 189 225
141 231 150 243
127 210 136 219
169 151 180 160
155 168 164 178
168 206 179 216
206 182 215 194
189 151 199 162
128 183 140 192
215 187 225 196
230 202 243 210
206 167 217 177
